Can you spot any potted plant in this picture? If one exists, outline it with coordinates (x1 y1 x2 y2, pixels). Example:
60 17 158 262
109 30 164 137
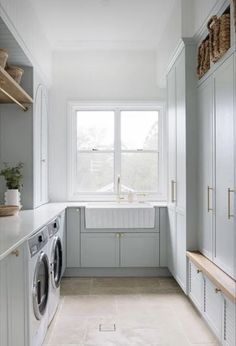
0 162 24 208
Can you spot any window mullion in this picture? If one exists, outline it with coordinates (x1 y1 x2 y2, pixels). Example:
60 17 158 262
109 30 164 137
114 109 121 195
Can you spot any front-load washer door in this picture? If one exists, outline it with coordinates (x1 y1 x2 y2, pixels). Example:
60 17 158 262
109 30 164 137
51 236 63 289
32 252 49 320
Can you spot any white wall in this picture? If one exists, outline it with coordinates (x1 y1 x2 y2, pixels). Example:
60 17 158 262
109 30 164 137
155 0 182 88
193 0 220 35
0 0 51 82
49 50 164 201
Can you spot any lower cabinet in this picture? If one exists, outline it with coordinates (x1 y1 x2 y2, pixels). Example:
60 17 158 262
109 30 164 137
120 233 159 267
189 261 203 311
188 260 236 346
204 277 222 340
0 257 8 346
81 233 119 267
67 208 81 267
81 232 160 268
223 296 236 346
0 244 26 346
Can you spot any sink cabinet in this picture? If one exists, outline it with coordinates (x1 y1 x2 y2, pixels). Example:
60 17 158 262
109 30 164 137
81 232 159 268
67 207 162 269
81 233 119 267
120 233 159 267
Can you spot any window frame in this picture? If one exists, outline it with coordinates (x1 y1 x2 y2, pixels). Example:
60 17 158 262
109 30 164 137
67 102 167 201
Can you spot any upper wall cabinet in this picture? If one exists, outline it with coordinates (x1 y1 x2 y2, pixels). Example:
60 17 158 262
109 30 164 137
197 53 235 280
167 39 198 292
34 78 48 208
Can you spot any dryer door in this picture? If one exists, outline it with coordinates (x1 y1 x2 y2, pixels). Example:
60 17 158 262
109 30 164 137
32 252 49 320
51 236 63 289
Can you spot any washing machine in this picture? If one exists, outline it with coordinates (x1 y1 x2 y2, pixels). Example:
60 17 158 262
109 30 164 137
48 216 63 325
26 226 50 346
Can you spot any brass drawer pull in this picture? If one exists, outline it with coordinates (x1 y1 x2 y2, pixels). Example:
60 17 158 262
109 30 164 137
227 188 235 219
207 186 213 212
11 249 19 257
171 180 176 203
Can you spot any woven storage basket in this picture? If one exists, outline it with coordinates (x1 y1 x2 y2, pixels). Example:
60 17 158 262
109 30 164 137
197 37 210 79
0 49 8 69
0 205 19 217
6 65 24 84
207 13 230 63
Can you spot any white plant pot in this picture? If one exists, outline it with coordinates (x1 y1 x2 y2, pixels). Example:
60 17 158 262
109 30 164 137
4 189 22 209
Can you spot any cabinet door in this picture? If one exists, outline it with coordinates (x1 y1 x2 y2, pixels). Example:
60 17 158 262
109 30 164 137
214 55 235 278
120 233 159 267
167 66 177 205
34 83 48 207
59 211 66 275
176 212 186 291
204 277 222 339
175 50 186 211
0 258 8 346
222 296 236 346
67 208 81 267
198 78 214 260
81 233 119 267
7 246 26 346
167 207 176 276
188 261 203 312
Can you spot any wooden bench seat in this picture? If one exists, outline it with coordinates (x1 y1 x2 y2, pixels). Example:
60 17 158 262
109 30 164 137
186 251 236 303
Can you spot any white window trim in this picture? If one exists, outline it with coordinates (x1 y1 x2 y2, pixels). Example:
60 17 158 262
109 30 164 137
67 101 167 201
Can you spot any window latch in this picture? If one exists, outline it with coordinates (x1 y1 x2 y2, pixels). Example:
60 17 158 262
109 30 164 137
92 148 98 151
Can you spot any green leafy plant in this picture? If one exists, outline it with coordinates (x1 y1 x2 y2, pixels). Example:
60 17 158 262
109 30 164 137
0 162 24 190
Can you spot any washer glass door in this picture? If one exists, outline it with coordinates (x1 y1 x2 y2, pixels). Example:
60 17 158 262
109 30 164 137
51 237 63 288
33 252 49 320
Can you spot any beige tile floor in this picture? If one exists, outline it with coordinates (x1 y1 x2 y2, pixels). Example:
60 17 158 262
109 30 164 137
44 277 219 346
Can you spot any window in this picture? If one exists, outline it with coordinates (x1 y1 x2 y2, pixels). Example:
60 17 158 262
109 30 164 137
68 103 166 201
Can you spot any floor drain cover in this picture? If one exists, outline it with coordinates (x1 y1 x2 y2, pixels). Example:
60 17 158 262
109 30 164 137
99 323 116 332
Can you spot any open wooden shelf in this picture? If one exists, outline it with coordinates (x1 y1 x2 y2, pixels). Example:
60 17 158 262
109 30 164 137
0 66 33 106
187 251 236 303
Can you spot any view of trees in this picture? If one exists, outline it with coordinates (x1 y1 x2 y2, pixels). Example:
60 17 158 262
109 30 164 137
76 111 159 193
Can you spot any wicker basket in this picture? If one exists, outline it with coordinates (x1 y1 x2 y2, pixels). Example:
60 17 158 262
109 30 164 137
6 65 24 84
0 205 19 217
197 37 210 79
207 13 230 64
0 49 8 69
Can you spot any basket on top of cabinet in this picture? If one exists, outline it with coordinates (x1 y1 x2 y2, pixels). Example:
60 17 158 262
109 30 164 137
197 8 231 79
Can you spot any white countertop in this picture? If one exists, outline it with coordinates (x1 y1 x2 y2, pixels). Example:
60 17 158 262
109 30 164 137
0 201 167 261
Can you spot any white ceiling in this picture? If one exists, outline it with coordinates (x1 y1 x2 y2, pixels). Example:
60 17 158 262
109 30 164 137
30 0 177 50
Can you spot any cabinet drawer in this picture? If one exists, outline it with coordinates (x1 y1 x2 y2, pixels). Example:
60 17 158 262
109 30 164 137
120 233 159 267
81 233 119 267
204 277 222 340
189 261 203 312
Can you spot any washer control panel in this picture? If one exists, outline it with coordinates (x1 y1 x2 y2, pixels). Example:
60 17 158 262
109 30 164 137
28 227 48 257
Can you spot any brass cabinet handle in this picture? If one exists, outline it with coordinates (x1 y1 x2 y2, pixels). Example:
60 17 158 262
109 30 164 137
197 269 202 274
227 188 235 219
11 249 19 257
215 288 221 294
207 186 213 212
171 180 176 203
